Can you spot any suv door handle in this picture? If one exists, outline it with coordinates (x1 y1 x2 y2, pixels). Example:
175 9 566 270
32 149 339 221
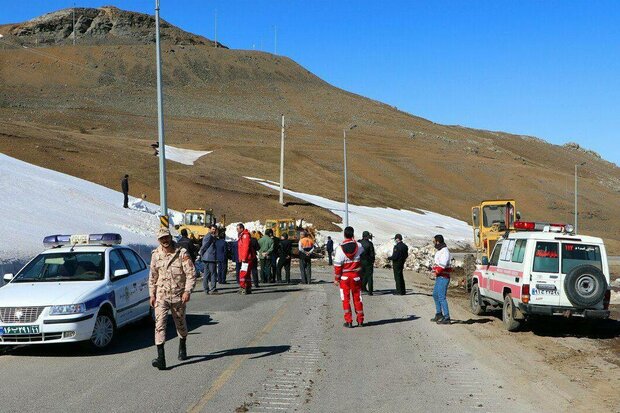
549 275 558 279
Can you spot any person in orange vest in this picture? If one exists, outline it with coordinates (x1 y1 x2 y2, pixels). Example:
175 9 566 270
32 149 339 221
333 226 365 328
237 223 256 294
298 230 315 284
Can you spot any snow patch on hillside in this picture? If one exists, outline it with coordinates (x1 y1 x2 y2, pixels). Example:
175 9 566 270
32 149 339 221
0 153 178 268
163 145 212 165
246 177 472 248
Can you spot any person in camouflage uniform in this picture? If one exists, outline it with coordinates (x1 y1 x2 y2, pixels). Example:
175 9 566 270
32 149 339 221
149 227 197 370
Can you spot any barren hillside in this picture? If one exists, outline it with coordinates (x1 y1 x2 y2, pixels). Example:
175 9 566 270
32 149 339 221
1 7 619 251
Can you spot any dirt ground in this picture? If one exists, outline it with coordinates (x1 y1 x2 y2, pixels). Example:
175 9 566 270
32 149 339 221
396 268 620 412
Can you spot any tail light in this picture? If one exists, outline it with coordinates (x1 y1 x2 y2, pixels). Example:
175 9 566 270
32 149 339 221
483 239 488 249
603 290 611 310
521 284 530 304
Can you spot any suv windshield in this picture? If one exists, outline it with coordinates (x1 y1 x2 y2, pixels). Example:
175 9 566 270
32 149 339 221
13 252 105 282
562 244 602 274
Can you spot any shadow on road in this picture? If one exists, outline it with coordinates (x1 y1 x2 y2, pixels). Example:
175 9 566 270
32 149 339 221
252 288 303 295
5 314 218 357
364 315 420 327
485 310 620 339
527 317 620 339
451 318 494 325
371 289 433 297
169 344 291 370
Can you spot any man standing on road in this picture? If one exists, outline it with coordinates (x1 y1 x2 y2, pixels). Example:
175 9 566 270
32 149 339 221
250 234 261 288
270 230 280 283
237 223 256 294
431 234 452 325
121 174 129 208
215 230 229 284
299 231 315 284
333 226 365 328
149 227 197 370
326 236 334 265
258 230 274 284
277 233 292 283
199 225 220 295
360 231 376 295
229 239 241 283
388 234 408 295
177 229 198 262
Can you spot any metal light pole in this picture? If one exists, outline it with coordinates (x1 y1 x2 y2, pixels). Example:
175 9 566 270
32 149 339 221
155 0 168 223
574 161 586 233
279 114 285 205
343 125 357 227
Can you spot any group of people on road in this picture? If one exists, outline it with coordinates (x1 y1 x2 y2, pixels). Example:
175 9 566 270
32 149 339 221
148 221 453 370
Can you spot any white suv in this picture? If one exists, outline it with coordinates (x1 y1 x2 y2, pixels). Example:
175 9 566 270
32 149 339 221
470 222 611 331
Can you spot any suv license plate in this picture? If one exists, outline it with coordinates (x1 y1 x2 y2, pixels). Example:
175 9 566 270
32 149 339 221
0 325 40 335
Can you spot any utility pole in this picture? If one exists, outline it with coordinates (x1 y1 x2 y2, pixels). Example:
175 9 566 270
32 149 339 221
274 25 277 55
575 161 586 233
155 0 168 224
214 9 217 47
343 129 348 227
343 125 357 227
72 4 76 45
279 115 285 205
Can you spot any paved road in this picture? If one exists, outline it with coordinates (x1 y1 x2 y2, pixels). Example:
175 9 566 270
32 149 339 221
0 266 593 412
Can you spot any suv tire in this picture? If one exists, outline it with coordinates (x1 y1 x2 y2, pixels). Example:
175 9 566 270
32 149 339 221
564 265 607 308
470 284 486 315
503 293 521 331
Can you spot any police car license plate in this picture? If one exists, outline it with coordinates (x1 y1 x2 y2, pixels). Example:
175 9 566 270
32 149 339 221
0 325 40 335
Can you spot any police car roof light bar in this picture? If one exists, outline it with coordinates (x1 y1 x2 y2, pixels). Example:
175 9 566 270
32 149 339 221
43 233 122 248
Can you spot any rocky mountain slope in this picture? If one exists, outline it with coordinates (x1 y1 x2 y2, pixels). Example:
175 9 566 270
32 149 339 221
0 7 619 251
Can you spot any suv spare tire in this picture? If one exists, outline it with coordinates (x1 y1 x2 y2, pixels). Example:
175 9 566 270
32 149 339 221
563 265 607 308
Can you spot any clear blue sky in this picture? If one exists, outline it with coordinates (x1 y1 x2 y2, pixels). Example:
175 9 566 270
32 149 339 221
4 1 620 165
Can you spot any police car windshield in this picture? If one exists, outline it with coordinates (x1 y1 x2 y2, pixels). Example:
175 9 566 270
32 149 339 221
14 252 105 282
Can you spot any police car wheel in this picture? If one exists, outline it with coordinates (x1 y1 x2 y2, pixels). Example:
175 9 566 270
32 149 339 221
470 284 486 315
90 312 116 349
564 265 607 309
502 294 521 332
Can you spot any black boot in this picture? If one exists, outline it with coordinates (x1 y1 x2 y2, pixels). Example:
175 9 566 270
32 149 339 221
152 344 166 370
430 313 443 322
178 338 187 361
343 322 353 328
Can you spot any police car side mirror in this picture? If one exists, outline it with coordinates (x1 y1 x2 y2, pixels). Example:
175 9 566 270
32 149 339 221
113 269 129 278
481 257 489 266
3 273 14 282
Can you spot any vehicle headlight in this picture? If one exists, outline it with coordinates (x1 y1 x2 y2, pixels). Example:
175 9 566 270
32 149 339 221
49 303 86 315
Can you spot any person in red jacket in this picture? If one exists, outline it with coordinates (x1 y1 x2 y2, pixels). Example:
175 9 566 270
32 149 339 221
333 226 365 328
237 223 256 295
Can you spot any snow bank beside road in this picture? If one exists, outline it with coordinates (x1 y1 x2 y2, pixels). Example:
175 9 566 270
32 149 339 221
0 153 176 267
163 145 212 166
246 177 472 248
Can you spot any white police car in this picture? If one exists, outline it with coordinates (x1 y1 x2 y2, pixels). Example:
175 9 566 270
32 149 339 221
0 234 151 349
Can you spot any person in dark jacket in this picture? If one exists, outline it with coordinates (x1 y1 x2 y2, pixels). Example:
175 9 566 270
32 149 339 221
270 231 280 283
121 174 129 208
215 230 229 284
326 236 334 265
360 231 376 295
229 239 241 283
387 233 409 295
277 233 293 283
177 229 198 262
199 225 220 294
250 235 261 288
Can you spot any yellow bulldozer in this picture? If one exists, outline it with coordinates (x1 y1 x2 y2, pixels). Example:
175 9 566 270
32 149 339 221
175 209 225 243
471 200 519 260
264 218 317 256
